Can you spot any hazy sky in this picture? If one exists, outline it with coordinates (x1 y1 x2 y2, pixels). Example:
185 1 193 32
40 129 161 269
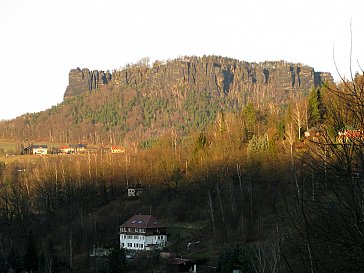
1 0 363 120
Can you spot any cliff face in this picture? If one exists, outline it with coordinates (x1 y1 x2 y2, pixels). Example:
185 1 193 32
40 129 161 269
64 68 112 98
64 56 333 99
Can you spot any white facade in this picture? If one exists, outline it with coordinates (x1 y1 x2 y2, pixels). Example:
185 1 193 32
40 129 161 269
119 227 167 250
33 147 48 155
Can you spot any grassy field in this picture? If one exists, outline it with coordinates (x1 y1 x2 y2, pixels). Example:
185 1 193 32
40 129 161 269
0 139 38 164
0 139 115 164
0 139 17 154
0 139 52 164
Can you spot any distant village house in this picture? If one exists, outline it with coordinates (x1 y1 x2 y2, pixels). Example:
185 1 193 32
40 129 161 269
59 145 75 154
32 145 48 155
59 144 87 154
76 143 87 153
337 129 364 143
111 146 125 154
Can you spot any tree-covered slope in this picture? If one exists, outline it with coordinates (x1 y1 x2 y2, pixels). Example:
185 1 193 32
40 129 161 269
0 56 332 144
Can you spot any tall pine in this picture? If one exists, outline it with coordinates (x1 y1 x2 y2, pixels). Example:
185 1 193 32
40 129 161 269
308 87 324 127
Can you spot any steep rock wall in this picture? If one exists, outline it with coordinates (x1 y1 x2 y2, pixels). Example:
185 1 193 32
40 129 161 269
64 56 333 99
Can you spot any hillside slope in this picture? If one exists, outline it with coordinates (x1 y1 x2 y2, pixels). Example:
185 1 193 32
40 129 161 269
0 56 332 144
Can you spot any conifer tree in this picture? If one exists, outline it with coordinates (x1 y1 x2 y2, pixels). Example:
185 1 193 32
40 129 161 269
307 87 324 127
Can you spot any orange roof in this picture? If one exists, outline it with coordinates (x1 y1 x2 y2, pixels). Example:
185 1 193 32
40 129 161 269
59 146 70 149
111 146 122 149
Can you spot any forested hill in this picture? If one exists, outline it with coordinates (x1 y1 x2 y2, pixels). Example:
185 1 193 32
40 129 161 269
1 56 332 144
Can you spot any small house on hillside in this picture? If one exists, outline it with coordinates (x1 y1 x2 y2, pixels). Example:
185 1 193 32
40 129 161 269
128 183 144 197
119 215 167 251
165 258 196 273
337 129 364 143
59 145 75 154
32 145 48 155
111 146 125 154
304 127 320 142
76 143 87 153
59 144 87 154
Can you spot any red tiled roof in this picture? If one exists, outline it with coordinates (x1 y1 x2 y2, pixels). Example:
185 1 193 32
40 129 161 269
120 215 166 229
111 146 122 149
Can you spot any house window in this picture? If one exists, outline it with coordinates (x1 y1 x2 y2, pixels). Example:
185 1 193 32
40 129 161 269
134 243 137 248
140 244 144 249
128 228 132 232
122 243 124 247
127 243 132 248
134 235 138 239
135 228 138 232
127 235 132 239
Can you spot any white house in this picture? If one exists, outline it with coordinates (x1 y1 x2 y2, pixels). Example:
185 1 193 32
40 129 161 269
119 215 167 251
32 145 48 155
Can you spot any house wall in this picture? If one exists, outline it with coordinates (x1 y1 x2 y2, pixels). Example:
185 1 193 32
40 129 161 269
120 233 167 250
33 148 47 155
120 233 146 250
145 234 167 247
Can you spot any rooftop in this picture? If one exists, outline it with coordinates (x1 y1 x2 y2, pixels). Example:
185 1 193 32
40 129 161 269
120 215 166 229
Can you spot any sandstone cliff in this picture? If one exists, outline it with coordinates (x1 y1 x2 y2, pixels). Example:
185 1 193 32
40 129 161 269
64 56 333 99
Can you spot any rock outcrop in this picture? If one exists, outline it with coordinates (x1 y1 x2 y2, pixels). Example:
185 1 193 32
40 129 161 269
64 56 333 99
64 68 112 98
